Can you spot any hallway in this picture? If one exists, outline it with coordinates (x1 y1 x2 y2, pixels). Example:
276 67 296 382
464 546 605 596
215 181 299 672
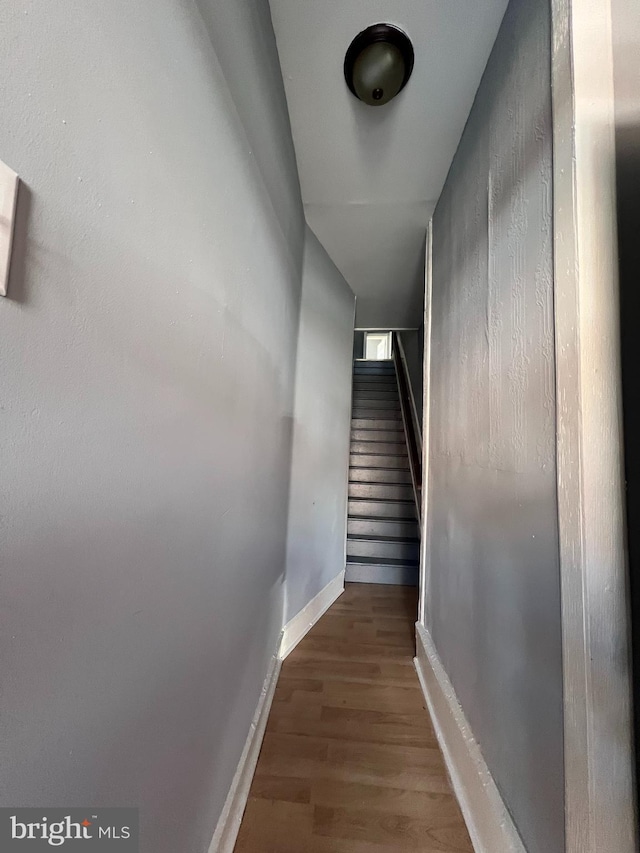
234 584 472 852
2 1 636 850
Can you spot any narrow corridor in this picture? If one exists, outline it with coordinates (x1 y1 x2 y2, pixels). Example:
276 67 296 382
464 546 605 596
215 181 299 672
234 584 472 852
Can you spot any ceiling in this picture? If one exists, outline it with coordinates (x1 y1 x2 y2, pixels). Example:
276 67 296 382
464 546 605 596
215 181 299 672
268 0 509 328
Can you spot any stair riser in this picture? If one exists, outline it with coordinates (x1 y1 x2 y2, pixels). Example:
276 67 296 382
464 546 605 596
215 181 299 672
346 563 418 586
349 453 409 471
353 400 400 409
347 539 420 561
351 429 405 443
353 373 397 381
348 518 420 538
352 409 402 421
352 389 397 397
352 418 403 430
351 398 399 410
352 390 399 400
349 454 409 469
348 499 417 519
351 441 407 456
349 468 412 484
349 483 414 501
352 380 397 389
353 402 399 411
349 453 411 474
354 369 396 376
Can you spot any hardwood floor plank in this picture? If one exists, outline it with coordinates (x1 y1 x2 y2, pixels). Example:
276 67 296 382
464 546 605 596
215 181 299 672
283 658 418 685
313 805 473 852
320 705 435 729
290 636 412 662
268 710 437 748
233 583 472 852
251 775 311 804
305 838 418 853
310 779 463 820
259 731 330 761
271 679 427 714
255 753 454 795
234 800 313 853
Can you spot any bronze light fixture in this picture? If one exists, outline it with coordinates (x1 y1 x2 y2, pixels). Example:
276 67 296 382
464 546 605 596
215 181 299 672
344 24 414 107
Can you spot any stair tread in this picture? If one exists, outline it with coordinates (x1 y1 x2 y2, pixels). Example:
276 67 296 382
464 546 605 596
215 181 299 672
349 496 415 504
346 555 419 567
351 436 403 446
350 432 405 436
350 447 407 451
351 452 407 457
351 437 405 440
351 441 406 445
350 435 405 441
349 465 410 472
351 423 403 428
349 474 411 482
347 515 418 524
347 533 419 544
351 426 404 431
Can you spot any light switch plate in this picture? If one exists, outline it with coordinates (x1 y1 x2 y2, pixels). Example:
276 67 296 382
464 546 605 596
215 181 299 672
0 158 19 297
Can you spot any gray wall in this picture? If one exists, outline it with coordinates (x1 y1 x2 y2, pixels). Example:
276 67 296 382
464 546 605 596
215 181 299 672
425 1 564 851
285 227 355 622
0 2 304 851
613 0 640 805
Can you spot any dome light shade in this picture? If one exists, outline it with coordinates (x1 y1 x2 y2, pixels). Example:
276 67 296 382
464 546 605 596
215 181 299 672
344 24 414 107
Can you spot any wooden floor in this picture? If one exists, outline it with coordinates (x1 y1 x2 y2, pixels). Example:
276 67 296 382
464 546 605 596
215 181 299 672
234 583 473 852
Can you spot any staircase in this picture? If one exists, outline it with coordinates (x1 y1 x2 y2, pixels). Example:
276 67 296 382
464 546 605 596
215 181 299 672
346 359 420 585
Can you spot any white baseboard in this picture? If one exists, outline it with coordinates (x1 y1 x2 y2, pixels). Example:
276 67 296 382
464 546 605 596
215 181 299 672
208 651 282 853
279 570 345 659
414 623 525 853
209 574 344 851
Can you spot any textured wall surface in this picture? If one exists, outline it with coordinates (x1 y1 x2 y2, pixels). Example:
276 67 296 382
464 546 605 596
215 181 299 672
285 227 355 622
0 2 304 851
426 1 564 851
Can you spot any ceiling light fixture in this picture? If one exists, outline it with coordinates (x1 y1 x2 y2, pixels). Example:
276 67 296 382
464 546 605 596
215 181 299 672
344 24 414 107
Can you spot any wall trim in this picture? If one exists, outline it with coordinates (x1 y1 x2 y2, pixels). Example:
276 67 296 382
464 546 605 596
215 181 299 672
208 651 282 853
551 0 636 850
418 220 433 625
279 570 345 659
414 623 525 853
